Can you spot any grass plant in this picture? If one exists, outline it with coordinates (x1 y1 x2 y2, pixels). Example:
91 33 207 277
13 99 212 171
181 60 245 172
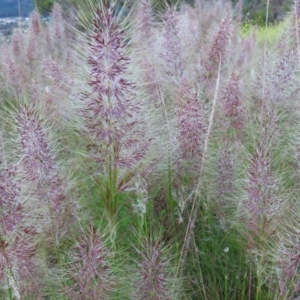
1 0 300 299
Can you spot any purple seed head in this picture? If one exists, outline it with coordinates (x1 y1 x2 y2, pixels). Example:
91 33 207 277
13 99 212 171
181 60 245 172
65 227 112 299
0 165 23 234
134 238 173 300
136 0 154 46
202 17 231 75
176 78 204 167
52 4 63 42
80 4 145 173
162 7 183 79
244 148 276 236
222 71 244 131
16 106 67 229
216 148 234 204
11 29 22 57
31 10 41 36
0 159 39 297
26 34 37 63
5 55 25 94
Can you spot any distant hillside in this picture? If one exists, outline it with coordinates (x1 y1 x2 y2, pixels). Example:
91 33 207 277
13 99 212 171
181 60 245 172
0 0 34 18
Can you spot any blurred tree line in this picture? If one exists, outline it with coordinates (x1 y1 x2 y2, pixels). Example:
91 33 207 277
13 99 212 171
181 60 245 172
242 0 293 25
35 0 294 25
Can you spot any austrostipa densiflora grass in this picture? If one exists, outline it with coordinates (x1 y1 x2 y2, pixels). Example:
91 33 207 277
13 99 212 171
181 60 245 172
1 0 300 298
76 0 149 230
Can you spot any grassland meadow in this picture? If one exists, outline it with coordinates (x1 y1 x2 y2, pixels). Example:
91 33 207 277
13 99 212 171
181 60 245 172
0 0 300 299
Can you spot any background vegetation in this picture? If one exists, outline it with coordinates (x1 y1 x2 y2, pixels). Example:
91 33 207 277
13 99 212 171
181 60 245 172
0 0 295 24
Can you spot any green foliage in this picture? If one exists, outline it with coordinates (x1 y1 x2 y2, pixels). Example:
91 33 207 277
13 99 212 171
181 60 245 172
35 0 55 13
190 211 255 299
242 0 290 25
240 19 287 46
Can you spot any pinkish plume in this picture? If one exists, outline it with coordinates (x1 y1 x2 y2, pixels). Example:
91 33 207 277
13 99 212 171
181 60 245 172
214 145 235 229
222 71 244 131
26 34 37 63
244 147 277 237
64 227 113 299
81 4 145 172
134 238 173 300
176 78 204 172
31 10 41 36
201 17 231 78
52 4 63 41
5 55 26 95
161 7 184 79
0 162 40 298
11 29 23 57
16 106 67 232
136 0 154 46
0 165 24 236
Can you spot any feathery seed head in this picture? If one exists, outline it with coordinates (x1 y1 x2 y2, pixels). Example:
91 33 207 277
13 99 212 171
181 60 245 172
11 29 23 58
26 34 37 63
135 0 154 45
134 238 175 300
243 148 277 237
31 10 41 37
17 107 53 182
222 71 244 131
202 17 231 77
80 3 146 175
162 7 183 79
176 78 204 167
65 226 113 299
16 105 68 235
216 148 234 206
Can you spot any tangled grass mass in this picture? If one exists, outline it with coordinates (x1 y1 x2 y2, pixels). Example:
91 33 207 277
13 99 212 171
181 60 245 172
1 0 300 299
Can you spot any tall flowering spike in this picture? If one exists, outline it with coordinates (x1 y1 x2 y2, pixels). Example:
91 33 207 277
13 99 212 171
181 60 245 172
222 72 244 131
81 4 145 171
176 78 205 173
26 33 37 63
26 11 41 63
215 147 234 223
30 10 41 36
243 146 277 237
0 166 23 234
11 29 23 58
0 161 40 298
254 50 299 111
141 59 160 105
64 226 113 299
134 238 175 300
52 4 63 44
17 107 53 183
276 242 299 297
274 216 300 299
84 5 131 138
0 227 39 297
161 7 184 79
5 55 25 95
16 106 67 231
42 57 65 93
272 50 298 106
135 0 154 46
201 17 231 77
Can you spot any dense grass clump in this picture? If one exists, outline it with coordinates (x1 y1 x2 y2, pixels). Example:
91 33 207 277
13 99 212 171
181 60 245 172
1 0 300 299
